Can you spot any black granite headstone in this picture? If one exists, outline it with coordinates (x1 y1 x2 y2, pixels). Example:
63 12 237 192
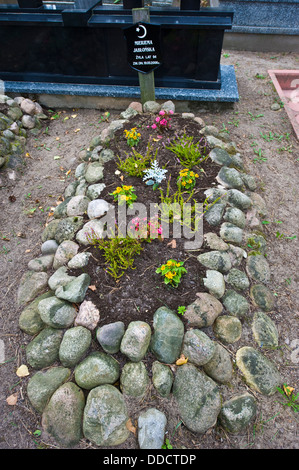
124 22 162 74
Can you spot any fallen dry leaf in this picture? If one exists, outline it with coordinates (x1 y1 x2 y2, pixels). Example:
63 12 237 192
126 419 136 435
167 239 177 249
16 364 29 377
65 169 71 176
25 249 31 253
71 114 77 118
176 354 188 366
88 285 97 292
74 128 80 133
6 393 18 406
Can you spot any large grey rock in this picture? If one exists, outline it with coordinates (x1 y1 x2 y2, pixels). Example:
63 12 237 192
184 292 223 328
18 291 52 336
84 162 104 184
87 199 111 219
38 296 77 329
220 223 244 246
150 306 184 364
26 327 64 369
68 252 91 269
173 364 221 434
197 250 232 273
213 315 242 344
17 271 49 306
222 289 249 319
59 326 92 367
120 361 150 398
55 273 91 304
203 270 225 299
120 321 151 362
83 385 129 447
28 255 54 272
209 147 233 166
96 322 125 354
66 195 90 217
143 101 161 113
41 239 59 255
250 284 275 312
226 268 250 291
74 352 120 390
138 408 167 450
252 311 279 348
76 219 104 245
55 216 84 244
42 382 85 448
27 367 71 413
53 240 79 270
236 347 281 395
223 206 246 229
181 329 216 366
246 254 271 284
204 202 226 226
86 183 106 200
203 232 229 251
216 166 244 190
48 267 76 291
203 342 233 384
227 189 252 210
218 393 257 433
152 361 174 398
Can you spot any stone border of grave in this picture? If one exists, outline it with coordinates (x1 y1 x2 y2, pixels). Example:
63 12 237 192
0 95 48 169
17 99 282 449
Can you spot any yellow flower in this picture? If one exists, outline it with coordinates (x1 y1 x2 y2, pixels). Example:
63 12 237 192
190 171 194 177
113 187 122 194
195 174 199 178
165 271 175 279
137 133 141 137
122 185 132 191
188 179 193 184
166 260 173 266
120 194 127 200
176 263 181 267
161 265 166 271
182 181 186 186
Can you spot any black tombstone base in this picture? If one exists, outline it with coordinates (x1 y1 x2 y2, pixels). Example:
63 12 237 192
0 5 234 92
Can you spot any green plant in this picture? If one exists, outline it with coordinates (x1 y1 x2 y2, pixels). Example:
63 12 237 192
89 235 144 280
177 168 199 191
110 185 137 208
165 133 208 168
156 259 187 288
124 127 141 147
177 306 186 315
117 144 157 177
161 438 173 450
276 384 299 413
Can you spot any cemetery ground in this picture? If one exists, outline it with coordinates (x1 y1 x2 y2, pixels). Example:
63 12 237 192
0 49 298 451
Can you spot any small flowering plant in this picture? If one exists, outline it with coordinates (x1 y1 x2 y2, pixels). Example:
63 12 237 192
110 185 137 208
148 109 173 131
143 160 168 190
156 259 187 288
124 127 141 147
128 216 163 242
177 168 199 191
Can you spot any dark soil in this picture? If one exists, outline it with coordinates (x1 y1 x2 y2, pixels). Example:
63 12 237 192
70 114 221 330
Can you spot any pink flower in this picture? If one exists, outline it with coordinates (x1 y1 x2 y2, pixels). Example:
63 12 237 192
159 110 165 116
155 116 160 122
151 124 157 129
169 110 174 114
